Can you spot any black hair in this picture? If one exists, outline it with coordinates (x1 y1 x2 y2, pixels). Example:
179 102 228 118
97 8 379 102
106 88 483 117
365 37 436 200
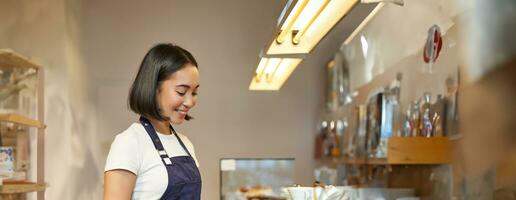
128 43 198 121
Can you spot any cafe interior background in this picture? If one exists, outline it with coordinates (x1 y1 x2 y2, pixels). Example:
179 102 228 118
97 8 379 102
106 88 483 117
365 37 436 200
0 0 515 199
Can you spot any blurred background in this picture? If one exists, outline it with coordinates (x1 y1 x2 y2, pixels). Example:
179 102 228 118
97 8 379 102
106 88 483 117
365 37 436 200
0 0 514 199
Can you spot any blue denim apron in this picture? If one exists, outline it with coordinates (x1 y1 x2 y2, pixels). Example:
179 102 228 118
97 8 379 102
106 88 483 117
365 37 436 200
140 117 202 200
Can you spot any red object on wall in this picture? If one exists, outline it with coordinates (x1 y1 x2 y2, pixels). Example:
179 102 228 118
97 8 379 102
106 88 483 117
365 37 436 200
423 25 443 63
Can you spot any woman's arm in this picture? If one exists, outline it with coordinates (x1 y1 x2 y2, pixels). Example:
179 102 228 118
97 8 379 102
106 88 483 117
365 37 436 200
104 169 136 200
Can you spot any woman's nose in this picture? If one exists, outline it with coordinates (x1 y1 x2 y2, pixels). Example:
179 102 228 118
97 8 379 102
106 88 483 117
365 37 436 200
183 95 194 107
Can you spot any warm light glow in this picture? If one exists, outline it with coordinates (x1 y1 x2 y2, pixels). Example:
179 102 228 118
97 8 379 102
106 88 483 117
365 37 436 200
251 0 361 91
249 57 303 90
267 0 358 55
276 0 309 44
360 35 368 58
253 58 268 81
264 58 282 82
292 0 331 44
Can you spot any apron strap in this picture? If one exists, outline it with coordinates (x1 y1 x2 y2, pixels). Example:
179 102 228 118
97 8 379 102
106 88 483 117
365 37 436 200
139 116 173 165
170 126 193 157
139 116 194 165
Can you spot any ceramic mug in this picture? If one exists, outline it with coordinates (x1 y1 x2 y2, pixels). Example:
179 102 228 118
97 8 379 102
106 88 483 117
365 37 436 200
287 187 313 200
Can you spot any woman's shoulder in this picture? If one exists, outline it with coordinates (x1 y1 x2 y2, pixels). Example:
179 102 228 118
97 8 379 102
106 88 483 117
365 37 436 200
105 123 146 174
113 123 147 144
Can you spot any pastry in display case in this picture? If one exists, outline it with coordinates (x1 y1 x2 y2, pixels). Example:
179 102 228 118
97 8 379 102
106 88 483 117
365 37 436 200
220 158 295 200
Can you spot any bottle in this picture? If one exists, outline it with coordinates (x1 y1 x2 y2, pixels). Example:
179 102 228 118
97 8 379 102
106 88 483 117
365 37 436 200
392 73 403 137
419 93 432 135
314 120 327 159
337 118 348 157
330 120 341 157
325 121 337 157
410 101 421 137
381 89 393 139
432 94 446 136
403 109 412 137
377 92 392 158
432 113 443 136
444 76 459 136
421 92 432 115
422 108 433 137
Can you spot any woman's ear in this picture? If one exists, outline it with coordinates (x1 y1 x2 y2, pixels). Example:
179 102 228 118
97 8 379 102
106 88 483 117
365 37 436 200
156 85 161 94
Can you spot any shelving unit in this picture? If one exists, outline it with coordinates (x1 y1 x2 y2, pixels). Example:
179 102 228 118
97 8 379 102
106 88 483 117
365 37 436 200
0 50 41 71
0 49 46 200
318 157 388 167
0 181 47 194
388 136 451 164
318 136 452 166
0 114 45 129
316 137 454 198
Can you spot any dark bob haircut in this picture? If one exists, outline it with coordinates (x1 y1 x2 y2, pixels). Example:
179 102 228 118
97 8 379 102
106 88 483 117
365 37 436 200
128 43 198 121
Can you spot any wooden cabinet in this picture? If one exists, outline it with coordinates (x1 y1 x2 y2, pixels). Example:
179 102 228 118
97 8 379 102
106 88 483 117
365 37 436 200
319 136 452 166
387 136 451 164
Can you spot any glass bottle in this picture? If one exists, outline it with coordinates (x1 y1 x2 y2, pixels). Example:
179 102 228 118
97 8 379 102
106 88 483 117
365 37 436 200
403 109 412 137
422 108 433 137
410 101 421 137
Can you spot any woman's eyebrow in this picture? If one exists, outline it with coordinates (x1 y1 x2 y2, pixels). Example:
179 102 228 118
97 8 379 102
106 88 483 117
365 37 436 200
175 84 200 89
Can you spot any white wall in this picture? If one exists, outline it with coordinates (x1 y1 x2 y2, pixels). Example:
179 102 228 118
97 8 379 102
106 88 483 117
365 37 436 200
0 0 101 199
81 0 373 199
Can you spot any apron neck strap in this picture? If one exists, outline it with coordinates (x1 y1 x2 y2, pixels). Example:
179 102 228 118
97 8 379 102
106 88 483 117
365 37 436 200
139 116 193 157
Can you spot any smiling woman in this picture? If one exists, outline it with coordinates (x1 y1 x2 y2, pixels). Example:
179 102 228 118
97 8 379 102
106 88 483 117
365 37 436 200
103 43 202 200
128 43 199 123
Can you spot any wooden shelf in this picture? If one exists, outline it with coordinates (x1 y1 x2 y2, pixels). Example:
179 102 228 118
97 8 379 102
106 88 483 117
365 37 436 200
320 157 388 165
0 181 47 194
318 137 452 166
387 136 451 164
348 157 388 165
0 49 40 70
0 113 45 128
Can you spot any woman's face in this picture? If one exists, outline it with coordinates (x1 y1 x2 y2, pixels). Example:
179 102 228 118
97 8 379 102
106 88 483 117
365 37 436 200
157 64 199 125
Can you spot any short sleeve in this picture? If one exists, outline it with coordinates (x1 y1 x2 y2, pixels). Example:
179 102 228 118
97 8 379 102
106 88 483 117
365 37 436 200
104 133 140 175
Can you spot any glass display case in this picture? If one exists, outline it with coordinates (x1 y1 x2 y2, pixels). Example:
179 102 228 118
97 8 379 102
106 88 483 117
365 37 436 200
220 158 295 200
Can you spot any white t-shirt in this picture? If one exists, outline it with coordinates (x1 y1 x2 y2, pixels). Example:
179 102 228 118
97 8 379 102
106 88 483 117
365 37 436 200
105 122 199 200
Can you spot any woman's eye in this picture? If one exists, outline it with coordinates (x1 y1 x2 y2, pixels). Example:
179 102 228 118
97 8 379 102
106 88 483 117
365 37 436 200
176 91 186 96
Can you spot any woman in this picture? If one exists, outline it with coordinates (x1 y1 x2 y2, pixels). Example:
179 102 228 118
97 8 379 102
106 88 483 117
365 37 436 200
104 43 201 200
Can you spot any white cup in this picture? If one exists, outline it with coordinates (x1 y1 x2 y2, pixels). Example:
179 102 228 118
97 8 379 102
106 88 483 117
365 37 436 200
287 187 313 200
